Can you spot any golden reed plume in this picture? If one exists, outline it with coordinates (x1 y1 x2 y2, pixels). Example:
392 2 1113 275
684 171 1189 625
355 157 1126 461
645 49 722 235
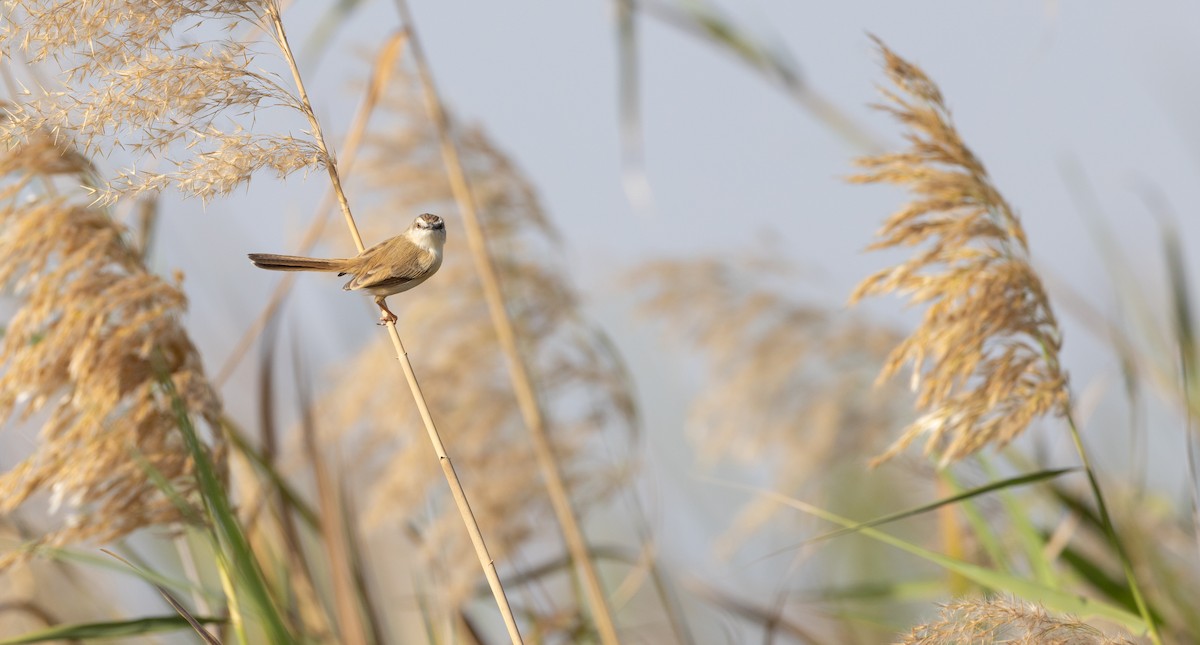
0 129 223 565
850 38 1069 466
0 0 324 204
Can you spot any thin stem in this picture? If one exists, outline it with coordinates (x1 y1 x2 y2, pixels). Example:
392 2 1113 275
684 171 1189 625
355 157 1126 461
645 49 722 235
1062 411 1161 644
263 4 523 642
215 30 409 387
392 2 621 644
266 2 363 253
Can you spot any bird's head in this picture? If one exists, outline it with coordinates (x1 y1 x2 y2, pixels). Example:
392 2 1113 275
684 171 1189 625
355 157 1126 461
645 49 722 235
408 213 447 251
413 213 445 231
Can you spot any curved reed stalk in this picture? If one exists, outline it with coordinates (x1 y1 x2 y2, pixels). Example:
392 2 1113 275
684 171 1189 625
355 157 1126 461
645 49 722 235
262 4 523 641
392 2 620 642
213 30 409 387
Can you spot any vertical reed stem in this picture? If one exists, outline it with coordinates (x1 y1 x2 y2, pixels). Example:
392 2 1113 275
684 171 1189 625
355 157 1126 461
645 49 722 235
391 2 621 643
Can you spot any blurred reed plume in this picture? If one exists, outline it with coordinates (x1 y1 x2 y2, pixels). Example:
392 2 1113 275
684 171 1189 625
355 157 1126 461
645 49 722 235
631 256 909 550
633 257 903 467
317 73 636 610
0 128 222 565
900 597 1135 644
0 0 323 204
850 38 1069 466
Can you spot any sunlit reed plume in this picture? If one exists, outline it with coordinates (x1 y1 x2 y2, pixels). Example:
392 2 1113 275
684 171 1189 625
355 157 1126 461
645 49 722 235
900 597 1134 644
318 74 636 611
1 0 324 204
631 256 907 549
850 39 1069 466
0 129 222 565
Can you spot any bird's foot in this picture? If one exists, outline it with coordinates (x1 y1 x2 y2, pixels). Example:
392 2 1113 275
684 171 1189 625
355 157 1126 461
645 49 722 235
376 300 398 326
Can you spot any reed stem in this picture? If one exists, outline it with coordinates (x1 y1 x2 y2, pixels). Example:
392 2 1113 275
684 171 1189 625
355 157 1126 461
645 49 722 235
391 2 620 642
264 4 524 641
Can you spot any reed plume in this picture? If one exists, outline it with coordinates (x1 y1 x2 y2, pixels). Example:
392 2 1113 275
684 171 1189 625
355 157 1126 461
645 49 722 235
316 75 635 617
632 257 904 466
0 129 223 564
0 0 324 204
850 38 1069 466
900 597 1135 644
632 256 909 550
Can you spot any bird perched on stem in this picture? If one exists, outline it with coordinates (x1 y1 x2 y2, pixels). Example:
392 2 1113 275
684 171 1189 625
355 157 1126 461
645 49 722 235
249 213 446 324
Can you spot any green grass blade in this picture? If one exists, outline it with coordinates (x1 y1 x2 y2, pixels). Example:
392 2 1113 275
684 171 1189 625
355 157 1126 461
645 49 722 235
100 549 222 644
941 469 1009 571
802 467 1076 545
158 370 294 642
0 615 226 644
993 454 1058 586
797 578 945 603
733 483 1148 634
1162 221 1200 562
1054 541 1164 624
220 416 320 529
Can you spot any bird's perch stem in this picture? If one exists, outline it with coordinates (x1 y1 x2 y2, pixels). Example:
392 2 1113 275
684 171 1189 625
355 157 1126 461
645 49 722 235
215 30 408 387
265 4 524 642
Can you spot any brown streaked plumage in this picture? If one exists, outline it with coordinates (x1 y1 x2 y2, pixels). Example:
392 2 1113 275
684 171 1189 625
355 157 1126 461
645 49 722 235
249 213 446 324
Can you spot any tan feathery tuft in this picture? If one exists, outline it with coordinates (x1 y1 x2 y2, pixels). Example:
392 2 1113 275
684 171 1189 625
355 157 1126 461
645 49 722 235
0 131 223 565
630 256 909 551
0 0 325 204
850 38 1069 466
631 256 905 470
899 597 1136 644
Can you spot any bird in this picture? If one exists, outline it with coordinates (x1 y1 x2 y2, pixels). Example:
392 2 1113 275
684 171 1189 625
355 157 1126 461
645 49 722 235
248 213 446 325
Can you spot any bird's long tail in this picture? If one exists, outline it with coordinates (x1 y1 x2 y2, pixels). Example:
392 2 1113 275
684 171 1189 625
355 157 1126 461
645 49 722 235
248 253 346 272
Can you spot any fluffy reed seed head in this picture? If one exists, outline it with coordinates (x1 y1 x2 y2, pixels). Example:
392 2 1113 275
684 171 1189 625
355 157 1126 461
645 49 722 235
631 256 909 550
316 73 635 611
632 256 905 471
900 597 1135 644
0 131 223 564
1 0 325 204
850 39 1069 466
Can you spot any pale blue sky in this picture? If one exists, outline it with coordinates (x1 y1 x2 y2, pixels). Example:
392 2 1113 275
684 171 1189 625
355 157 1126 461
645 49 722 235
178 0 1200 471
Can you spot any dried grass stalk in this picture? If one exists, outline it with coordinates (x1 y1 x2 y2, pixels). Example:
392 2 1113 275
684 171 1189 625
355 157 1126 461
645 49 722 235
0 0 325 204
900 597 1136 645
850 38 1069 466
0 131 222 565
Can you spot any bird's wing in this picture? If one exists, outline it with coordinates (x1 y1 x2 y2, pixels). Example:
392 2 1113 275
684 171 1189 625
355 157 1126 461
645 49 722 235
342 236 436 292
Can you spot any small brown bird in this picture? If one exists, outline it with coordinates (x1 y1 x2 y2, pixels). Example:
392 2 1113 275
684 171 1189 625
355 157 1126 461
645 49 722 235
249 213 446 324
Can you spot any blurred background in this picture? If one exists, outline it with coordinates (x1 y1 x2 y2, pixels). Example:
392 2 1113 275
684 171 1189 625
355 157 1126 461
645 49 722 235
5 0 1200 642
